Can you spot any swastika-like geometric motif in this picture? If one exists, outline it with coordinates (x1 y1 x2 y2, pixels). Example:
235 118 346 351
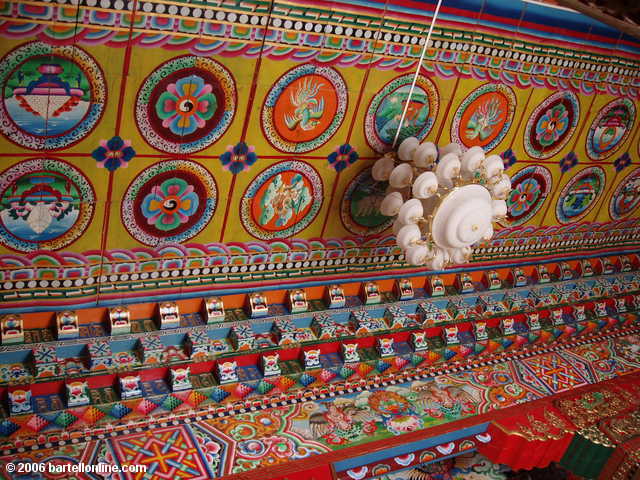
518 352 590 394
108 425 215 480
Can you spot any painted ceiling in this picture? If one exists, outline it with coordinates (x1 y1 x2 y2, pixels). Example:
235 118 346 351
1 0 640 311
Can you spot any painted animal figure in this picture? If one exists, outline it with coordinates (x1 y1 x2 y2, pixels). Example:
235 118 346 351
465 97 502 141
284 78 325 131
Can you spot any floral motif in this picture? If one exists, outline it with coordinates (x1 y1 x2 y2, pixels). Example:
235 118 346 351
136 57 235 154
385 414 423 435
328 144 359 172
614 152 631 172
220 142 258 174
92 136 136 172
560 152 578 173
140 178 199 231
155 76 217 136
525 91 579 160
535 104 569 146
501 148 517 169
508 178 541 217
238 439 267 457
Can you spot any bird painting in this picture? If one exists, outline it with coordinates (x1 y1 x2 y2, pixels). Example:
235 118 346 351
284 78 325 131
465 97 503 142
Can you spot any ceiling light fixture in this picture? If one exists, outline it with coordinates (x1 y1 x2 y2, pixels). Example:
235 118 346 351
373 139 511 268
370 0 510 269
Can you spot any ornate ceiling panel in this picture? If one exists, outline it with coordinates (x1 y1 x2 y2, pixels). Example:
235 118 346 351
0 0 639 309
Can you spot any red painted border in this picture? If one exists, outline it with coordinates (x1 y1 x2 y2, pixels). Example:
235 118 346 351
219 372 640 480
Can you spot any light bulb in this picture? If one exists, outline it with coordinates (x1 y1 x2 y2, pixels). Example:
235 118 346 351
483 154 504 180
389 163 414 189
413 142 438 168
380 191 404 216
398 137 419 162
492 199 507 218
392 218 403 235
435 152 461 186
451 246 471 264
491 174 511 199
398 198 424 225
372 155 395 181
482 224 494 241
405 244 430 266
461 146 484 179
438 143 462 159
412 171 438 199
397 224 422 250
427 247 445 270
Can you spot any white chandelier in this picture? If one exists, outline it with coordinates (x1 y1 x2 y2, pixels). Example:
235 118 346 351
372 137 511 269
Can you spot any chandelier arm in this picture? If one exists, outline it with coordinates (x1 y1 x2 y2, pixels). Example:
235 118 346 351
391 0 444 149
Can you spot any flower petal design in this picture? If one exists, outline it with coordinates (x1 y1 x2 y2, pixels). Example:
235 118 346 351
219 142 258 174
559 152 578 173
140 177 199 231
121 146 136 162
328 143 359 172
92 137 136 172
91 146 107 162
536 104 570 147
614 153 631 172
155 75 218 137
156 91 179 121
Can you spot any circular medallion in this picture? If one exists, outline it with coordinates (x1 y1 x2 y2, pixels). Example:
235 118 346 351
609 168 640 220
0 42 106 150
586 98 636 161
340 167 393 235
525 91 579 159
0 159 95 252
451 83 516 151
505 165 553 226
364 74 439 153
122 160 217 245
556 166 605 224
240 161 322 239
135 56 236 154
261 65 347 153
